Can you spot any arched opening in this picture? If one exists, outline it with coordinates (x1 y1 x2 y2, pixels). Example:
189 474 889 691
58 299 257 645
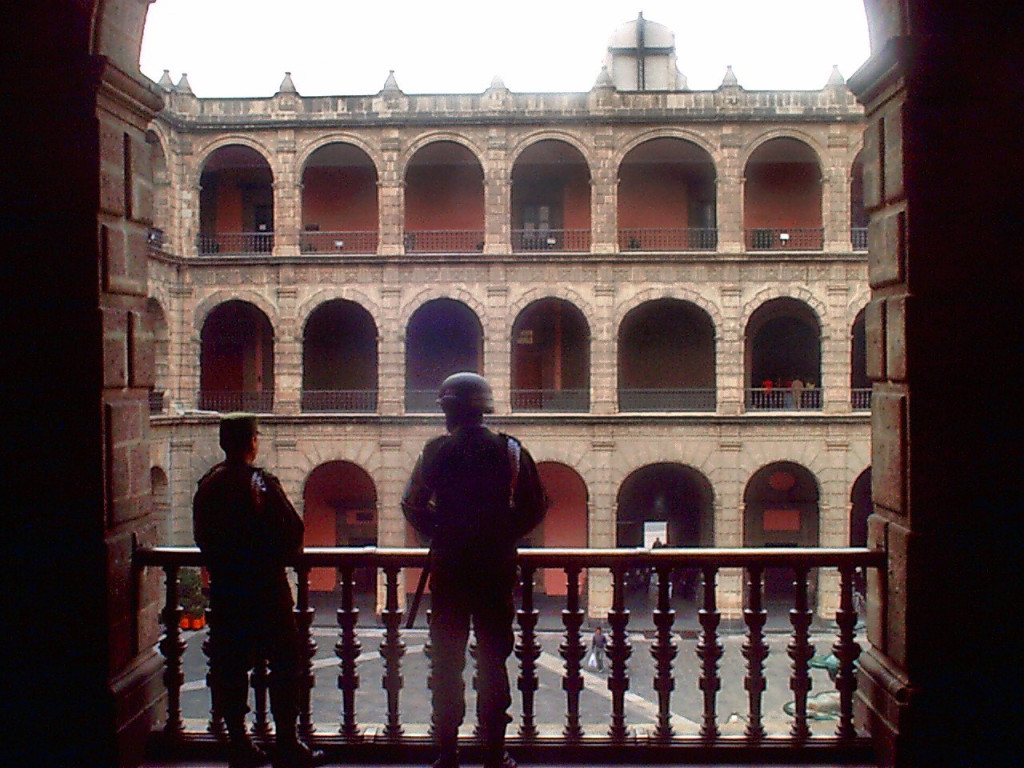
850 150 868 250
199 145 274 254
146 130 171 251
145 298 170 414
618 299 716 411
301 300 378 412
617 463 714 609
199 300 275 412
743 462 820 602
851 467 872 608
745 298 822 410
533 462 589 598
303 461 378 597
300 143 378 253
404 141 484 252
405 299 483 411
150 466 171 545
851 308 870 409
511 299 590 412
743 137 822 250
618 137 717 250
511 140 591 252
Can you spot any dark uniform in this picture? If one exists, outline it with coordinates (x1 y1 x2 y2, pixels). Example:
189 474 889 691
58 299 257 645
402 374 546 768
192 414 314 767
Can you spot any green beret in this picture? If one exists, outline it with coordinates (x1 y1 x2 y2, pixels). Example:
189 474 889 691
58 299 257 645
219 413 258 452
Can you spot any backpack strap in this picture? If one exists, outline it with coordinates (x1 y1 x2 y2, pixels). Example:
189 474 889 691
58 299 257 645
500 432 521 505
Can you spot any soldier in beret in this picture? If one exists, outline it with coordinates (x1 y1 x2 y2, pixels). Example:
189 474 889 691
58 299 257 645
193 414 322 768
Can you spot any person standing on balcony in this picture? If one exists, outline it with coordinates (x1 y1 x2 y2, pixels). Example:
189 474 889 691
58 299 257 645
402 373 548 768
193 413 322 768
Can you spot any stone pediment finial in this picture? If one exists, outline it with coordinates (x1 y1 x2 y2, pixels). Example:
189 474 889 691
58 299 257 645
381 70 403 94
278 71 298 94
157 69 174 91
826 65 845 87
175 73 193 95
720 65 739 88
593 65 614 90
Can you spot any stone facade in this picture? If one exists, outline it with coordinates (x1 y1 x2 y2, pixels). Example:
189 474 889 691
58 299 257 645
145 47 869 619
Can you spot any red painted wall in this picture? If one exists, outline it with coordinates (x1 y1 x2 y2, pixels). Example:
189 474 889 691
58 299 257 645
302 166 378 231
405 166 484 229
562 170 591 230
215 182 244 232
537 463 588 595
744 163 821 227
618 165 691 228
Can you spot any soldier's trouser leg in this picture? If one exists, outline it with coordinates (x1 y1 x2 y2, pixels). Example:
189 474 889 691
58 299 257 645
429 586 471 756
209 628 254 739
472 593 515 758
263 614 301 742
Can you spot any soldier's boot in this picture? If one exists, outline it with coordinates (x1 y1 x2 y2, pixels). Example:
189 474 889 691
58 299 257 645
271 724 324 768
482 746 516 768
431 732 459 768
226 723 268 768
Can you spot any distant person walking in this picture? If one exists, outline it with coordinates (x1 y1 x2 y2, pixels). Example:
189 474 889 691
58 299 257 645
589 626 607 672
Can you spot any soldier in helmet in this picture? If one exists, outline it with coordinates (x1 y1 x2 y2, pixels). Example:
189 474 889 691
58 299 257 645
193 414 322 768
402 373 548 768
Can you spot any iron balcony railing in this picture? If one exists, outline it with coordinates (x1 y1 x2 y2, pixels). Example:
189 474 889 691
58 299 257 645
510 388 590 412
851 227 868 251
301 389 378 413
851 388 872 411
197 390 275 413
744 228 823 251
618 228 718 251
404 230 485 253
300 231 378 254
134 546 883 764
745 388 823 411
198 232 275 255
512 229 591 253
618 388 717 412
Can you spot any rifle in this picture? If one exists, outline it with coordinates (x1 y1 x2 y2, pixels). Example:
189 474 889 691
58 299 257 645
405 563 430 629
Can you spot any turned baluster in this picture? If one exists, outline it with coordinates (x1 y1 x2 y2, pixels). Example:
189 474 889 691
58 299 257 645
250 658 272 739
696 565 723 742
335 565 362 739
741 566 768 742
159 565 186 737
833 564 862 741
606 564 632 742
559 565 585 742
515 564 541 740
787 566 814 742
201 624 226 738
651 565 677 741
379 565 406 739
295 564 317 740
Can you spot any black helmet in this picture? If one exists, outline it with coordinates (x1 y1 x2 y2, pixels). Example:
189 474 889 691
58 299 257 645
436 372 494 414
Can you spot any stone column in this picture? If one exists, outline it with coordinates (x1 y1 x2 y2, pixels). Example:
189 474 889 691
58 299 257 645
483 131 511 254
822 283 851 413
590 132 617 254
823 133 853 251
586 441 616 619
377 285 404 416
718 286 744 414
590 283 617 414
715 133 744 253
272 131 300 257
486 284 510 413
713 443 745 618
274 274 301 415
377 135 404 255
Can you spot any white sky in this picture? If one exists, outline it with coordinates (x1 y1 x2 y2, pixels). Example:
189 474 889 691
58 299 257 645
141 0 870 97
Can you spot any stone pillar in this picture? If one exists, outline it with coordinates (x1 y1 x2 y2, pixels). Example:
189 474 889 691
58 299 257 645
822 283 852 413
586 441 616 619
824 132 853 251
590 133 617 254
378 286 404 415
483 131 511 254
275 277 301 415
486 285 511 413
167 284 194 410
713 446 745 617
377 135 404 255
718 286 743 414
590 283 617 414
716 133 744 253
169 436 196 545
272 131 300 257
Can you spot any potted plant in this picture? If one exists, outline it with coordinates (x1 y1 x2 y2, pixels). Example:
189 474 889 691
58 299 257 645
179 567 208 630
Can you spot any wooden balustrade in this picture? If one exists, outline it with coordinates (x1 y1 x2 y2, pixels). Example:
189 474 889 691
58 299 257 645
136 546 883 762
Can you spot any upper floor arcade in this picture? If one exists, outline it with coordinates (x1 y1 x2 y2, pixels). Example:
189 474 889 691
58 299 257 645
146 82 866 260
